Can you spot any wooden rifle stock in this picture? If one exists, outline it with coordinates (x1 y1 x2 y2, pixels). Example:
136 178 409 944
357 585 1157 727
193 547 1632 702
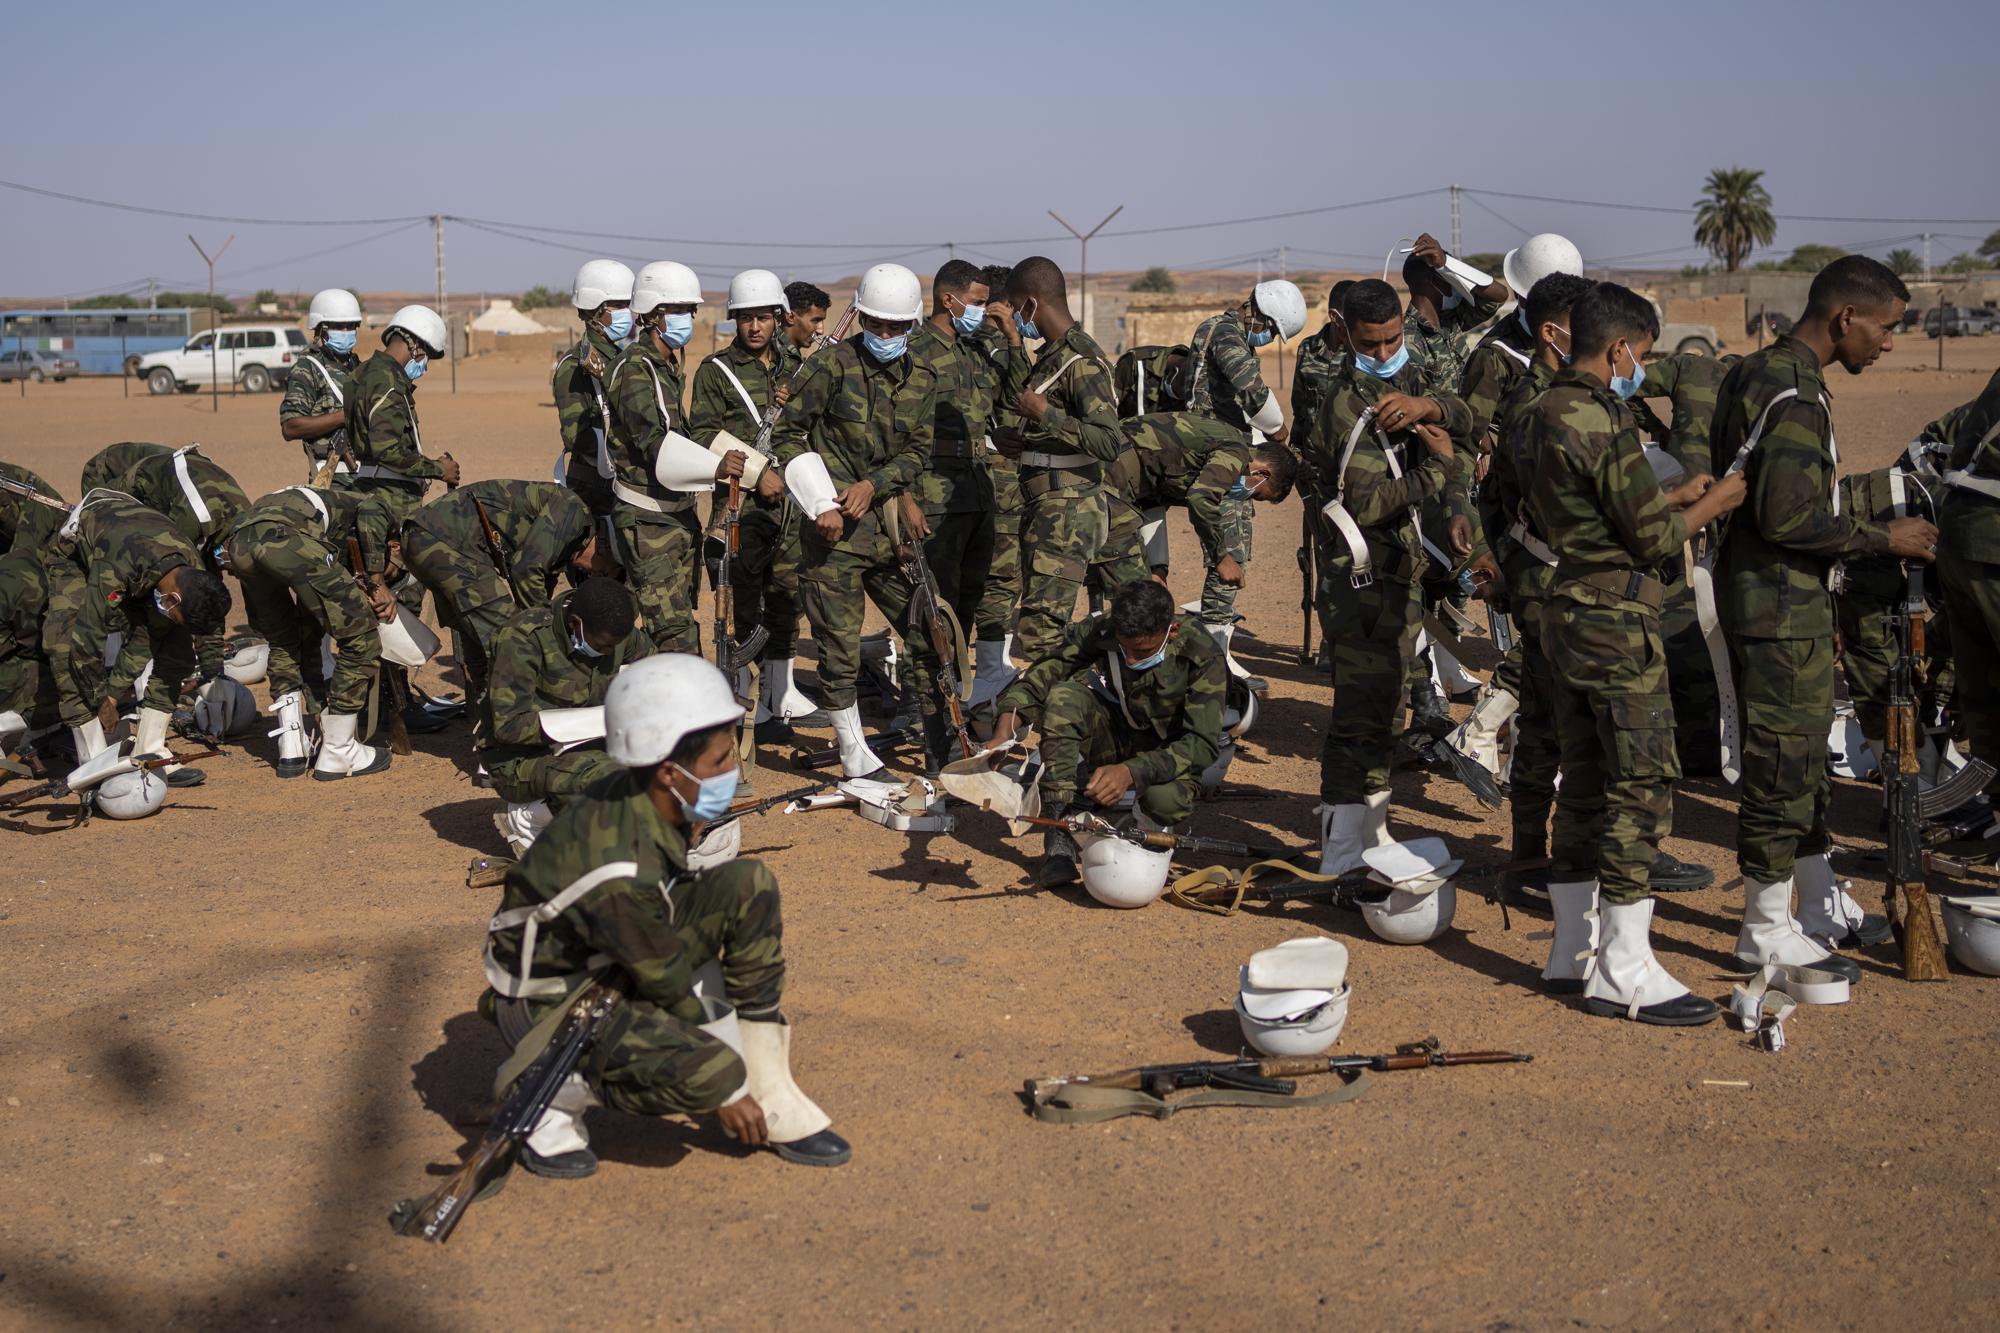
1884 573 1949 981
348 536 412 756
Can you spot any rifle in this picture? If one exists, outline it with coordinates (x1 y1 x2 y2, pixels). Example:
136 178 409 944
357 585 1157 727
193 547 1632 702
1296 504 1315 667
348 536 412 756
469 495 524 606
0 474 71 511
888 505 974 759
1011 811 1309 863
725 772 844 819
750 304 859 457
1028 1037 1531 1103
798 725 918 770
714 475 768 677
391 975 626 1242
1883 567 1954 981
0 747 221 825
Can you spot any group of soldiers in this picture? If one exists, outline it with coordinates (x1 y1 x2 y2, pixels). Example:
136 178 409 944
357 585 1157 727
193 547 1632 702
5 231 2000 1177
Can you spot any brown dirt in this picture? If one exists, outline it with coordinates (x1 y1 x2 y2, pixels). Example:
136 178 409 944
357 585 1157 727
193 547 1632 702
3 335 1999 1330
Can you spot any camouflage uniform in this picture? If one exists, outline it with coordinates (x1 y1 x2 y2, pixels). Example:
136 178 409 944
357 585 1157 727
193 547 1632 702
1459 311 1538 451
1306 359 1474 804
997 326 1124 656
1093 439 1155 599
404 480 594 695
1837 462 1950 743
476 590 654 808
1 463 66 556
963 322 1024 642
339 350 448 613
1713 338 1892 882
1932 367 2000 801
1404 294 1503 396
1292 327 1348 647
995 614 1225 824
606 338 703 653
1183 311 1273 625
0 551 54 725
278 345 361 477
770 336 940 712
1113 343 1190 418
42 493 209 726
1114 412 1253 573
553 324 625 522
688 336 802 661
486 770 788 1118
225 487 394 715
1524 371 1687 906
908 323 999 631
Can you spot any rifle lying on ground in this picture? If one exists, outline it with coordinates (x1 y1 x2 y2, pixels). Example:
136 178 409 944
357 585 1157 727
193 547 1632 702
888 505 974 759
1010 811 1310 863
714 475 767 677
391 975 627 1243
1028 1037 1531 1106
347 536 412 756
798 725 919 770
0 747 221 825
726 772 843 819
469 495 524 606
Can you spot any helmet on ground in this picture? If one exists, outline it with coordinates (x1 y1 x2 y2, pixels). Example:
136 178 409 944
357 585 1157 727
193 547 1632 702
1360 883 1458 944
1941 896 2000 976
687 818 743 871
193 678 258 738
1235 981 1350 1057
727 269 789 313
222 638 269 685
306 289 362 331
1198 736 1235 798
1502 233 1584 299
1226 676 1258 741
96 767 167 820
387 304 448 358
633 262 703 315
1077 831 1172 909
854 263 923 321
1251 280 1308 340
604 653 743 767
573 259 636 311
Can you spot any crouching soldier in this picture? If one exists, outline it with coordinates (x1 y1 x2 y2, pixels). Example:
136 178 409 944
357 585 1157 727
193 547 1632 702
481 654 852 1179
479 576 653 855
989 579 1225 888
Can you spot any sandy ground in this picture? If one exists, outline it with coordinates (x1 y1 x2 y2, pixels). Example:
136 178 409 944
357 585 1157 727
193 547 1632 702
3 333 1999 1331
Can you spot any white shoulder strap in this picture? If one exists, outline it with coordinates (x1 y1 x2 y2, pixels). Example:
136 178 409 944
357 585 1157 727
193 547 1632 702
1101 650 1144 731
1032 353 1085 396
485 860 641 999
303 354 345 406
278 485 331 532
1722 387 1802 478
709 358 763 427
170 446 212 525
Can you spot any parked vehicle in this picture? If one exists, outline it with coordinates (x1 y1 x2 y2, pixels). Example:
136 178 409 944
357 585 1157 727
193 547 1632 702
0 348 80 382
135 323 308 394
1655 321 1724 358
1924 306 1995 338
0 308 200 376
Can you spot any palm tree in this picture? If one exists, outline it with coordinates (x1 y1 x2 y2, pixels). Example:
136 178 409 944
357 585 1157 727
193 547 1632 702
1693 168 1777 272
1886 248 1921 277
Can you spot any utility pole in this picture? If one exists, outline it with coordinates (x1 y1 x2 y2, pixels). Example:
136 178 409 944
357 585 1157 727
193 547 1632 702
434 215 454 394
147 277 157 310
1450 184 1462 255
1048 205 1123 341
1279 245 1287 281
1922 232 1933 281
187 233 233 414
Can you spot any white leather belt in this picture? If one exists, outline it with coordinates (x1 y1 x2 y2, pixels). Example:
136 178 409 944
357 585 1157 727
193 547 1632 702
1020 451 1092 469
279 485 331 532
612 478 698 514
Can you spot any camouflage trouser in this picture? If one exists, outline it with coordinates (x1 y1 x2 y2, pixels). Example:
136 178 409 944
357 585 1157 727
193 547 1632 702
402 519 519 698
1510 597 1562 857
495 857 786 1118
1318 576 1421 804
1730 636 1835 883
1089 495 1152 603
616 507 701 655
1014 479 1108 659
924 507 995 637
41 561 194 726
1547 600 1679 905
227 519 378 715
1037 677 1198 824
564 457 617 523
976 463 1024 642
1936 550 1999 801
1198 492 1255 624
1837 587 1955 744
346 477 431 615
487 747 622 807
1661 577 1722 777
0 552 54 725
797 514 938 712
734 496 802 661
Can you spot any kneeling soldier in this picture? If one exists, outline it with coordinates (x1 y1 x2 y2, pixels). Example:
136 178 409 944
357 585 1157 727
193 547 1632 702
482 654 852 1178
989 580 1225 888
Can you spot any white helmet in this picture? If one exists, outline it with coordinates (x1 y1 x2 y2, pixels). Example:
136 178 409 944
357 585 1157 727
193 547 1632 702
633 261 703 315
96 767 167 820
0 709 23 753
1360 883 1458 945
222 638 270 685
192 677 258 738
1235 982 1350 1057
573 259 636 312
306 288 362 331
1941 896 2000 977
1251 280 1308 340
387 304 448 357
1198 736 1235 798
1077 831 1172 909
854 263 923 321
604 653 742 767
1502 233 1584 299
726 269 789 313
687 818 743 871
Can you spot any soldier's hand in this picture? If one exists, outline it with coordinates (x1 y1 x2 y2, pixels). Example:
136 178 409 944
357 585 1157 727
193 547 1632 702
989 710 1022 748
1015 388 1049 422
1266 420 1291 447
1215 555 1245 587
837 478 876 520
1373 393 1438 432
1447 514 1475 557
1475 452 1492 482
1411 421 1455 459
1887 516 1941 562
440 456 462 488
367 584 397 623
1084 762 1135 806
988 298 1020 346
97 696 121 734
898 493 931 541
772 382 791 410
717 449 746 483
756 468 785 502
814 509 846 544
1666 472 1715 509
990 427 1026 459
1412 233 1448 268
718 1094 770 1148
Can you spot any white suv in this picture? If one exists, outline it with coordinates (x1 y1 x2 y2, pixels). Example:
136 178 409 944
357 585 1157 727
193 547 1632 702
138 323 310 395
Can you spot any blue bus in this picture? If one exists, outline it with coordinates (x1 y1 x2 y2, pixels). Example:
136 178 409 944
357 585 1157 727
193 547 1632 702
0 308 199 375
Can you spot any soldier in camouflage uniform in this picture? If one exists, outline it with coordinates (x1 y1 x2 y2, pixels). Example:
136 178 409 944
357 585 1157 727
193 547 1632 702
783 281 831 356
1523 282 1745 1023
1112 343 1192 418
482 654 850 1177
965 265 1026 705
0 550 55 737
553 261 636 531
338 306 458 612
478 577 653 855
1715 258 1932 965
280 290 365 480
1305 279 1476 875
1401 233 1507 395
1290 283 1353 659
1113 414 1298 582
1 462 65 555
1934 366 2000 829
991 580 1225 887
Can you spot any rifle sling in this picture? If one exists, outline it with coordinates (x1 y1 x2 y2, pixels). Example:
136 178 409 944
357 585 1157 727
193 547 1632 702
1030 1070 1369 1124
1166 859 1348 916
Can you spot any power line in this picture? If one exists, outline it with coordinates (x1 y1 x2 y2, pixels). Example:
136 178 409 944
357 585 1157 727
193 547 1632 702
1463 186 2000 226
0 176 427 227
1462 193 1533 239
443 214 936 252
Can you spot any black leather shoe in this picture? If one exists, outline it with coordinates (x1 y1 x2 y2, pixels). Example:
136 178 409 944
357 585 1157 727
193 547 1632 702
779 707 832 730
755 716 799 747
402 703 451 735
773 1128 852 1167
275 758 309 780
1649 850 1715 892
165 767 206 788
1407 687 1452 741
1543 978 1584 996
1585 992 1720 1026
520 1145 598 1179
1036 816 1080 888
1829 913 1894 948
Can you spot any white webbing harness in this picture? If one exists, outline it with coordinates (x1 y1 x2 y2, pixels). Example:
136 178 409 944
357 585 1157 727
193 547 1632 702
607 357 698 514
278 485 331 533
484 860 675 999
1942 416 2000 501
710 358 764 430
1318 408 1430 587
299 353 346 406
1098 650 1169 739
1720 387 1844 592
57 487 128 540
170 445 212 526
356 382 426 483
1019 353 1095 470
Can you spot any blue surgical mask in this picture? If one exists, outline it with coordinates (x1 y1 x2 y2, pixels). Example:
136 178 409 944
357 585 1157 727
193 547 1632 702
404 356 427 382
673 763 738 823
1610 343 1645 401
1247 327 1274 348
1125 646 1167 672
1015 310 1041 341
570 629 603 659
605 309 634 343
324 329 357 355
1353 345 1410 380
152 589 174 617
862 330 908 362
658 313 694 348
951 302 986 337
1227 476 1253 499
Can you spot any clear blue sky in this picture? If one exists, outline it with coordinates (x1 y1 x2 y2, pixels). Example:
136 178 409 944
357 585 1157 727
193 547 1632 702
6 0 1997 300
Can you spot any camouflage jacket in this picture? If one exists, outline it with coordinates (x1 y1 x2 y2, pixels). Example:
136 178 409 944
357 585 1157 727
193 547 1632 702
231 486 396 573
1 462 65 555
1838 460 1941 603
78 442 248 563
1459 311 1538 450
1405 293 1503 395
279 346 361 459
1114 344 1190 418
0 549 49 677
553 325 625 479
1524 370 1687 617
1713 337 1889 640
1932 365 2000 564
997 325 1124 466
1478 361 1557 603
1113 412 1251 560
477 590 653 765
1185 310 1273 432
344 351 443 483
772 335 936 499
1290 326 1347 471
410 480 594 607
687 336 797 448
1630 352 1726 476
56 492 204 700
1306 359 1474 586
908 323 998 517
996 613 1225 789
606 338 694 519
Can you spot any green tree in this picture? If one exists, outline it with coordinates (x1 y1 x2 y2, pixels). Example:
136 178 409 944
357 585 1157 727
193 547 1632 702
1692 167 1776 272
1979 229 2000 260
154 291 238 314
1775 243 1847 273
1462 252 1504 275
74 293 140 309
1128 266 1176 294
1885 248 1922 277
1943 252 1988 274
1678 264 1712 278
518 284 563 310
252 288 279 308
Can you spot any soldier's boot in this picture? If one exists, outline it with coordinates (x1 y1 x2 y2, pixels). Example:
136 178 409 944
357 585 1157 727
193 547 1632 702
493 800 553 859
1542 880 1600 996
1430 639 1482 703
739 1018 852 1168
312 712 391 782
828 704 886 780
1734 876 1863 984
1036 801 1081 888
70 719 109 764
764 658 830 729
889 679 922 734
1446 685 1517 778
1583 897 1719 1026
1204 622 1267 694
921 707 953 780
392 666 451 735
1792 851 1892 949
1648 850 1714 893
135 707 203 788
1316 803 1366 877
270 691 313 779
1407 679 1453 742
520 1073 599 1179
968 636 1018 708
